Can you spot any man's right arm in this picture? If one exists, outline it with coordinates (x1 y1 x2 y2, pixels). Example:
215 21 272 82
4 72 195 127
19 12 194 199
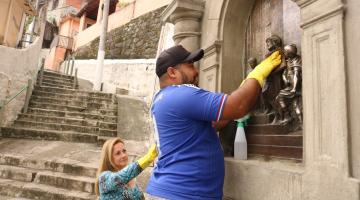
221 79 261 120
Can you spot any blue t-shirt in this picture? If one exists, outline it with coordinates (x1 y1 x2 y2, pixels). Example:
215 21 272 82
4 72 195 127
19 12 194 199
146 84 228 200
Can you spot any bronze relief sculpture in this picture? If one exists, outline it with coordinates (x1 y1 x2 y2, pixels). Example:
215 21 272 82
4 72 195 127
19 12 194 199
274 44 302 128
248 35 303 131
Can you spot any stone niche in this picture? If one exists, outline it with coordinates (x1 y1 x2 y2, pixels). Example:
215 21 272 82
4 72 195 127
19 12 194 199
220 0 303 161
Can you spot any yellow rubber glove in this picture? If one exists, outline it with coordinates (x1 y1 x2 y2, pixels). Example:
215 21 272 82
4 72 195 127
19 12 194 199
137 144 158 169
243 51 282 87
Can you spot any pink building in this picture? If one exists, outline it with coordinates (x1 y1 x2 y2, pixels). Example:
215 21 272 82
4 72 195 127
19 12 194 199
44 0 85 71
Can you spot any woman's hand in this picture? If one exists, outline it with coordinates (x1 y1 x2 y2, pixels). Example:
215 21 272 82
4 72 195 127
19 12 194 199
137 144 158 169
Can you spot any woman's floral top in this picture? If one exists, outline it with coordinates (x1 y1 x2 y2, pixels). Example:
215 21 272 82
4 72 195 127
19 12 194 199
98 162 145 200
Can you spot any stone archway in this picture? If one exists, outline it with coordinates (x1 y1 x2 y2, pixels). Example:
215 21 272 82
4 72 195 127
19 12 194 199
218 0 255 94
218 0 303 160
217 0 358 199
219 0 301 94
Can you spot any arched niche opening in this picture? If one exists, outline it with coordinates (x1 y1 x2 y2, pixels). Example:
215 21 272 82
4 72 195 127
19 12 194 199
219 0 302 161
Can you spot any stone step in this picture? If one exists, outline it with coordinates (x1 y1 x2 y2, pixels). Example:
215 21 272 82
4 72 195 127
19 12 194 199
18 114 98 127
43 70 73 80
29 101 86 113
34 85 114 99
0 154 97 178
99 122 117 130
38 82 74 89
0 127 98 144
37 74 74 83
0 195 32 200
0 178 96 200
41 74 73 81
27 108 117 123
0 165 36 182
30 96 117 110
34 171 95 194
99 129 117 137
38 77 74 85
248 144 302 160
30 96 86 108
32 90 116 104
29 101 117 116
13 120 100 134
246 133 302 146
97 136 114 146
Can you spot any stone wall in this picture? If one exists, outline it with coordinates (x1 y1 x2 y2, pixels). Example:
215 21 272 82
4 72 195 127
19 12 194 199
75 7 165 59
60 59 157 104
0 34 43 126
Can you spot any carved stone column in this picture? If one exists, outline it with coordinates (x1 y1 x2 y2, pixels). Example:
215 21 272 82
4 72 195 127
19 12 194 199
161 0 205 52
292 0 360 199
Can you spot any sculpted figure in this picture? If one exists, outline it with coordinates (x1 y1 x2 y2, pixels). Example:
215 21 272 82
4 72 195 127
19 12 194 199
247 57 257 74
263 35 285 115
274 44 302 126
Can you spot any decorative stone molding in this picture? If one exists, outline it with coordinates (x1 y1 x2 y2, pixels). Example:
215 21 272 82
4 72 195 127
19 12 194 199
295 0 347 169
203 40 222 59
161 0 205 51
199 40 222 92
295 0 359 198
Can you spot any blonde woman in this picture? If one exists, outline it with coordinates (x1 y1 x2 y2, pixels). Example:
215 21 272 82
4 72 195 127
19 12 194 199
95 138 158 200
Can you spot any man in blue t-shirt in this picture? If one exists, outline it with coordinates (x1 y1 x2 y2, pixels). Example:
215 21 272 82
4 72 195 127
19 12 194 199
146 45 281 199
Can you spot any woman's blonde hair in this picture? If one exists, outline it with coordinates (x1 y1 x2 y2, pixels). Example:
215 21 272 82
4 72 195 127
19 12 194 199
95 137 125 196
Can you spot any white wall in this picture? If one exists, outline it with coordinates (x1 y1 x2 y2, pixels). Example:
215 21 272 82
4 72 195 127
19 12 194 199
62 59 157 104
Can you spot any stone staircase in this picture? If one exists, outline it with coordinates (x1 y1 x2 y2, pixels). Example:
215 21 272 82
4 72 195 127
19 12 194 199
0 143 98 200
0 70 120 199
1 70 118 145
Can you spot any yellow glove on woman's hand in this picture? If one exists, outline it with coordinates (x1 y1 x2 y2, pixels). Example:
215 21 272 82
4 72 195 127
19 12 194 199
137 144 158 169
244 51 282 87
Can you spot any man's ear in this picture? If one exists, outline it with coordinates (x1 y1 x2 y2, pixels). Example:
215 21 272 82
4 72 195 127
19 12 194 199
166 67 177 79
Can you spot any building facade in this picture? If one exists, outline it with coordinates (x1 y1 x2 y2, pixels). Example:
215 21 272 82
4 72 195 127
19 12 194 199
0 0 37 47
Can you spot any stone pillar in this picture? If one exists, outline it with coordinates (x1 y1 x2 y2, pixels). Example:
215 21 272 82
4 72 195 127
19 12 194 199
161 0 205 52
291 0 360 199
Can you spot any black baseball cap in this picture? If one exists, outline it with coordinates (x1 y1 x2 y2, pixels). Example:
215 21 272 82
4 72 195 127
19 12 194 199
156 45 204 77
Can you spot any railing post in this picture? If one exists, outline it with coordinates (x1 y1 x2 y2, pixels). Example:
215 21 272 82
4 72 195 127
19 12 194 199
70 56 75 75
39 58 45 86
66 58 70 75
63 60 66 74
73 68 78 89
23 79 33 113
64 57 68 74
0 100 5 111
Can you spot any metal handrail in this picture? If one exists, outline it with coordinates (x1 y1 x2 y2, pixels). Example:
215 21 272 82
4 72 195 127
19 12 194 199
0 64 43 113
0 85 28 111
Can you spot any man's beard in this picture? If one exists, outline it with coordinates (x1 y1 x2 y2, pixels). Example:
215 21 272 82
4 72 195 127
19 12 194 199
180 70 199 86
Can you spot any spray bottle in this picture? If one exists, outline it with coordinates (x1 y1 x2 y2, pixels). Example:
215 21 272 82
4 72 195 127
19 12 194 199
234 115 249 160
